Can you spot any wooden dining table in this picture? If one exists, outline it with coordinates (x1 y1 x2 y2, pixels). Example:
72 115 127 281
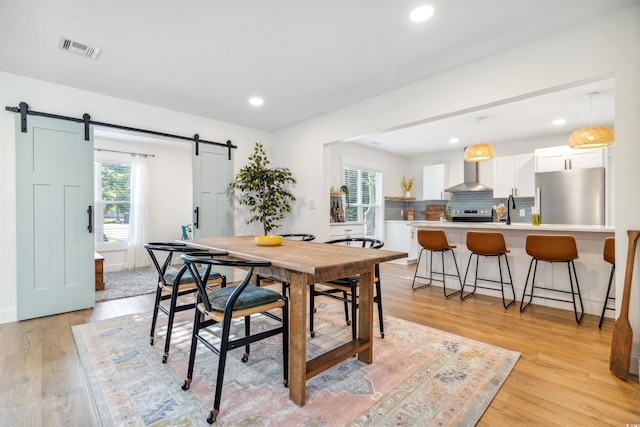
183 235 407 406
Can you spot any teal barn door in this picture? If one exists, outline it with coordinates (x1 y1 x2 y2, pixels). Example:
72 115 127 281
15 115 95 320
192 143 233 239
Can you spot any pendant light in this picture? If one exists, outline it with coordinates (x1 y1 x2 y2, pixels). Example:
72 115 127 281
464 117 495 162
568 92 614 149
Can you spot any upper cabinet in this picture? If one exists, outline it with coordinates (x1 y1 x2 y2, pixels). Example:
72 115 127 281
535 146 605 172
422 164 449 200
493 153 535 198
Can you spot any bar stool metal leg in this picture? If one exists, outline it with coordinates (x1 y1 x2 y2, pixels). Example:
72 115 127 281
567 260 584 324
442 250 462 298
519 258 538 313
599 264 615 328
599 237 615 329
461 252 479 300
498 254 516 309
412 248 431 290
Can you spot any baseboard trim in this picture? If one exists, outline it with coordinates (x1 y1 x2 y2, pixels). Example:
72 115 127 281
0 307 17 324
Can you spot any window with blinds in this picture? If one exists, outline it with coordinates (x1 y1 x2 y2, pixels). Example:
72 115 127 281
343 166 381 237
94 162 131 246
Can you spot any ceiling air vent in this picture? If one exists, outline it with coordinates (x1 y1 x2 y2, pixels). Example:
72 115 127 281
58 37 101 60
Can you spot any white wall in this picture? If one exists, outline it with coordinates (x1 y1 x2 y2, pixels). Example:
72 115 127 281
0 71 272 323
272 7 640 374
325 142 409 197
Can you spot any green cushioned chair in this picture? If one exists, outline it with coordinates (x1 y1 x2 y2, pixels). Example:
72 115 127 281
180 252 289 425
144 242 227 363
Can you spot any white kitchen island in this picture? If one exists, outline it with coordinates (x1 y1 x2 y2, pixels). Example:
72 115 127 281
408 221 615 318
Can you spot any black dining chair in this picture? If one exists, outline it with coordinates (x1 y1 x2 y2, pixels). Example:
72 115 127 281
280 233 316 241
309 237 385 339
180 252 289 425
144 242 226 363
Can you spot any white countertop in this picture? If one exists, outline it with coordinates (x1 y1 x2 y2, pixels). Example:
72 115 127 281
408 220 614 234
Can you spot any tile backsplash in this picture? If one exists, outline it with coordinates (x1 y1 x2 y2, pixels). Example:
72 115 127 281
385 191 534 224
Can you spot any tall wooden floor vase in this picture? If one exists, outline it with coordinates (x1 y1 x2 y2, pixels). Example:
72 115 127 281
609 229 640 380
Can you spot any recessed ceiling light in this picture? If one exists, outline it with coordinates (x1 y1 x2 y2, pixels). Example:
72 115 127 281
249 97 264 106
553 118 566 126
449 138 460 144
410 5 435 22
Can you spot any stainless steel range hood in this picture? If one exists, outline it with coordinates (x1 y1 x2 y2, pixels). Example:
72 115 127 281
444 155 492 193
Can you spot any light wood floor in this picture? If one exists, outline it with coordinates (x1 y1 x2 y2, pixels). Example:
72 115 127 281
0 263 638 426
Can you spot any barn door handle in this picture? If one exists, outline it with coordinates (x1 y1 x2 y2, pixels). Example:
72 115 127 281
194 207 199 229
87 206 93 233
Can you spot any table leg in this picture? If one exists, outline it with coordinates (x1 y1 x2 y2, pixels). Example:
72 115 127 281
357 267 374 364
288 271 307 406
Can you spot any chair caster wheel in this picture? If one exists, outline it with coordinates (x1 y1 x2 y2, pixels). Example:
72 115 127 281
381 332 385 338
346 320 351 326
241 353 249 363
206 410 218 424
181 379 192 391
150 337 154 345
310 331 315 338
162 354 168 363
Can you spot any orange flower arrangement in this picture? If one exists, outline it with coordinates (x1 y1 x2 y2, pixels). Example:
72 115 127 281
402 176 414 192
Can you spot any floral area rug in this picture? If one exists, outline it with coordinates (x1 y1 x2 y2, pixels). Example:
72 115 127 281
72 301 519 426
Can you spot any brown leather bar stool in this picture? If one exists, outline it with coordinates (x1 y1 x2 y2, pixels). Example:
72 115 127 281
520 234 584 324
461 231 515 308
599 237 615 328
412 229 462 297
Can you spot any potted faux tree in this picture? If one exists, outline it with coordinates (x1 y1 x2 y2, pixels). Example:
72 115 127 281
230 142 296 243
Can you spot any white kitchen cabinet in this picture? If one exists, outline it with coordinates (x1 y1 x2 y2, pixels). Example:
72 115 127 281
570 148 605 169
492 153 535 198
423 164 449 200
535 146 604 172
384 221 412 263
329 222 365 240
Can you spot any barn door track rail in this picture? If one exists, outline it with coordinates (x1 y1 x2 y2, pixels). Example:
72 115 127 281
6 102 236 159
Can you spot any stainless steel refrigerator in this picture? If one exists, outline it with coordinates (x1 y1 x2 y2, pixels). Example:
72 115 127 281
535 167 605 225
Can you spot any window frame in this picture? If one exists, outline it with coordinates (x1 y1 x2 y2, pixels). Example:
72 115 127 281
341 156 383 238
94 153 132 250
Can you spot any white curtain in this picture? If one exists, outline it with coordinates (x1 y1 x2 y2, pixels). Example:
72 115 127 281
125 154 150 269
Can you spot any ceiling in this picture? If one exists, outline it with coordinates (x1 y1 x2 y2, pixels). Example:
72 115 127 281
353 78 615 157
0 1 633 154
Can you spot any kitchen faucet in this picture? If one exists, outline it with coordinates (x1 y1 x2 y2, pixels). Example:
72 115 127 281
506 194 516 225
